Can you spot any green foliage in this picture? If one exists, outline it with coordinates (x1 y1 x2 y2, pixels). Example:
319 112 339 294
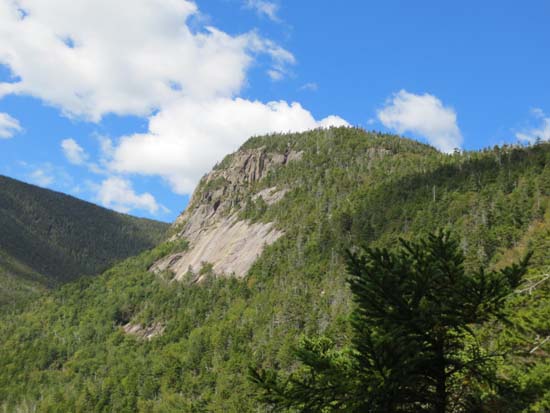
0 129 549 411
251 232 531 412
0 175 169 307
0 250 46 308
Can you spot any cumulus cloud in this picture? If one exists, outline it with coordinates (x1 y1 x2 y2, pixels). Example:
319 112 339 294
93 176 165 215
516 108 550 143
0 0 348 204
58 140 165 214
0 112 22 138
317 115 350 129
377 90 462 153
61 138 88 165
109 98 349 194
244 0 280 22
0 0 294 120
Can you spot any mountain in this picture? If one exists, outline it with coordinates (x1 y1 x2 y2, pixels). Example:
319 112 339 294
0 127 549 411
0 175 169 307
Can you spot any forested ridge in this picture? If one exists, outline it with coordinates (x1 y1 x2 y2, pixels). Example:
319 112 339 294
0 128 549 411
0 175 169 308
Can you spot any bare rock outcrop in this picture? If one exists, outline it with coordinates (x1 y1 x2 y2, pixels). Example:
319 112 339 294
154 215 283 281
122 322 165 340
152 146 302 281
172 147 302 237
253 187 289 205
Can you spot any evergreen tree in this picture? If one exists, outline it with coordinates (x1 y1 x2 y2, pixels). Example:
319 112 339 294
251 232 531 412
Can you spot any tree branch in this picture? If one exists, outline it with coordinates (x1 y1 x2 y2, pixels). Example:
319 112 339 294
515 274 550 295
529 335 550 354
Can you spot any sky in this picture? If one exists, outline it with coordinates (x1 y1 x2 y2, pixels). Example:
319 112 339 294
0 0 549 222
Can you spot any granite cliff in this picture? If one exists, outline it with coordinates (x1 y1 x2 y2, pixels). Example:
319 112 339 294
152 146 303 281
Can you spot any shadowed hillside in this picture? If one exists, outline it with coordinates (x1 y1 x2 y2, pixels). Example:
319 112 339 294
0 175 169 307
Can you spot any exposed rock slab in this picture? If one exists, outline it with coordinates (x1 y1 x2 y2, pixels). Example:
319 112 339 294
122 322 165 340
151 146 302 281
173 147 302 233
152 215 283 280
253 187 288 205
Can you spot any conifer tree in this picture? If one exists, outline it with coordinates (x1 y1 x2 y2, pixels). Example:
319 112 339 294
251 232 531 412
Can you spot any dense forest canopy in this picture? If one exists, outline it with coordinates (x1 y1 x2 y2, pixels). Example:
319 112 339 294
0 128 549 412
251 232 533 412
0 175 169 308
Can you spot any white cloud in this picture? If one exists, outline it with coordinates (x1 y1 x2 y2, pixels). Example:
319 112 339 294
109 97 349 194
28 168 54 187
247 33 295 79
267 69 284 81
61 138 88 165
97 136 114 158
0 0 348 202
531 108 545 118
59 136 109 175
0 0 294 120
244 0 280 22
377 90 462 153
20 162 74 189
0 112 22 138
516 108 550 143
299 82 318 92
93 176 165 215
317 115 350 129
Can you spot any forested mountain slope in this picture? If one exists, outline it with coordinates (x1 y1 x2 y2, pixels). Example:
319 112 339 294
0 128 549 411
0 175 169 307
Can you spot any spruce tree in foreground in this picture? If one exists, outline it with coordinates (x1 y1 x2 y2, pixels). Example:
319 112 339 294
250 232 531 412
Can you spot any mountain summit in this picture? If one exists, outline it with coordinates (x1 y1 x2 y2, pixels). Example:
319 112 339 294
0 128 549 411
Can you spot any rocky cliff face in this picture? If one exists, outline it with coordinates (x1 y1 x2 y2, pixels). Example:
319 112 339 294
151 146 302 282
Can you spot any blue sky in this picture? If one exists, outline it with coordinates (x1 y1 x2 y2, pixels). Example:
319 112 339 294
0 0 549 222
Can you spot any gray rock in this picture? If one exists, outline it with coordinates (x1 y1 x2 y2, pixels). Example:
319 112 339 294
152 146 302 281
